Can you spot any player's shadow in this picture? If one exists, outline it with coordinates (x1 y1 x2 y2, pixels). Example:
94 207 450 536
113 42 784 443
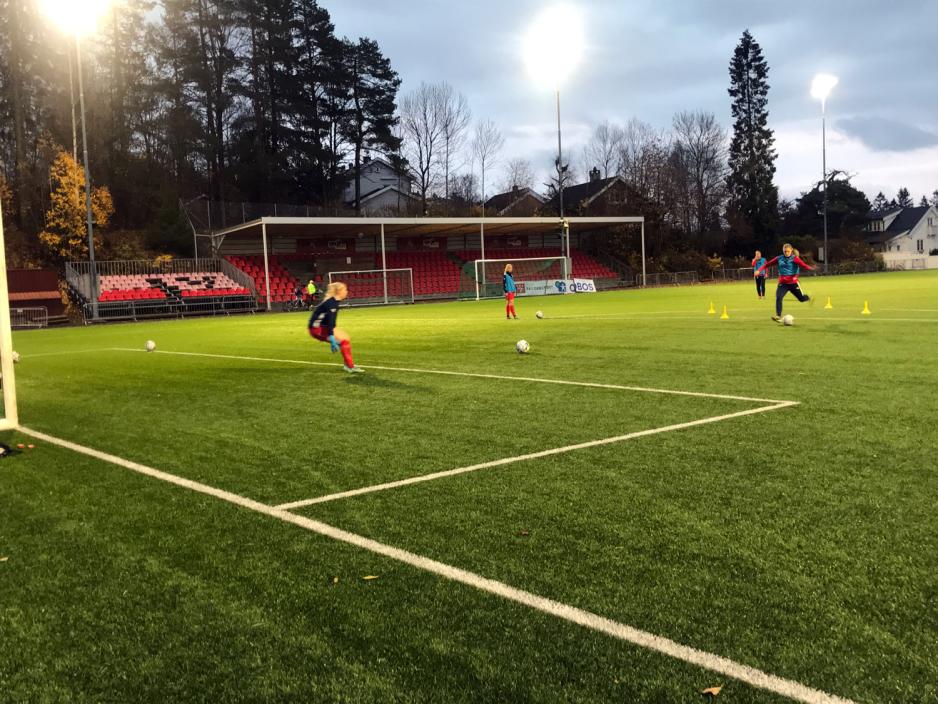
343 373 425 391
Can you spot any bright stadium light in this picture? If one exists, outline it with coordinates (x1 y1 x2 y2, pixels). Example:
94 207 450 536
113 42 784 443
811 73 838 274
41 0 111 37
523 5 585 89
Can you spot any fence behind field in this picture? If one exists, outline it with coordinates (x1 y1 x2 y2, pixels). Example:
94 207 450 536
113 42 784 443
11 307 48 329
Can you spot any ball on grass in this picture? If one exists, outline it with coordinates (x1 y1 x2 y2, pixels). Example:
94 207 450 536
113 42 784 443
145 340 157 352
535 311 544 319
782 314 794 326
516 339 530 354
11 351 19 363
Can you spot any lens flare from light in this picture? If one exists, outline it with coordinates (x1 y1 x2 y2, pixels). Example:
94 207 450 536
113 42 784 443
41 0 112 37
523 5 585 89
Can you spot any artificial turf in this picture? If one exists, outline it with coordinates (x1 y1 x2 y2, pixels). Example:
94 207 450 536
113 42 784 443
1 270 936 702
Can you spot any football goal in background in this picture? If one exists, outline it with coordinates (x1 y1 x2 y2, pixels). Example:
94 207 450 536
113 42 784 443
328 268 415 307
461 257 570 300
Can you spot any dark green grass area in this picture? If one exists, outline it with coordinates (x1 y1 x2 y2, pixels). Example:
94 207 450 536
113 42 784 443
4 270 938 702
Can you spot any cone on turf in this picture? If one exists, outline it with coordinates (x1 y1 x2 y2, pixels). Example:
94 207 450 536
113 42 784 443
861 300 871 315
708 301 716 315
720 305 729 320
824 296 833 309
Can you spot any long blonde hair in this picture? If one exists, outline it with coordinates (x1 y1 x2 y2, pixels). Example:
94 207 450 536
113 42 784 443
326 281 347 299
504 264 513 274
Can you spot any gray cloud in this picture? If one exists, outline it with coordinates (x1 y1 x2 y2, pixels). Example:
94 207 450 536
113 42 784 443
837 117 938 152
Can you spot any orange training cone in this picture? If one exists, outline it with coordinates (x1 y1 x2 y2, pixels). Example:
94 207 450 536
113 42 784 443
720 305 729 320
861 300 871 315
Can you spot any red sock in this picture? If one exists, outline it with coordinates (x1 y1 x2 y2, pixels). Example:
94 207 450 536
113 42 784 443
509 304 516 316
340 339 354 368
506 302 511 317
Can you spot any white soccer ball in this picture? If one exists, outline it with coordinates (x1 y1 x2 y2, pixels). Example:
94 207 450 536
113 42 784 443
782 314 794 326
516 339 530 354
535 311 544 319
145 340 157 352
11 351 19 363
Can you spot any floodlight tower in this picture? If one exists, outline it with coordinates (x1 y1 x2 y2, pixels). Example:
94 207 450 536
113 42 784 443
524 6 584 277
811 73 838 274
42 0 112 315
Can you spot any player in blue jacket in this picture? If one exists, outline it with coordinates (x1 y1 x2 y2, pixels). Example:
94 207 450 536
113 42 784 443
751 250 767 299
308 282 363 373
756 244 816 321
503 264 518 319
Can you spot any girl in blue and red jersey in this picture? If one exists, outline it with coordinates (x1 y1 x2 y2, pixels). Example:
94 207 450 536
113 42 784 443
756 243 816 322
308 282 363 373
752 249 767 299
503 263 518 319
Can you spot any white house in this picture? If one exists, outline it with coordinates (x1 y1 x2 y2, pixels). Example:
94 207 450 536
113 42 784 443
343 156 417 214
865 206 938 254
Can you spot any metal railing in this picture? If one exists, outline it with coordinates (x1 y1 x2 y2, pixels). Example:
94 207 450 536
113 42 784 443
11 307 49 329
638 271 699 287
82 295 256 322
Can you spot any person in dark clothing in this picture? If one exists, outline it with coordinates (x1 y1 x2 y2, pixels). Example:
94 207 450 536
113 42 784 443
308 282 363 373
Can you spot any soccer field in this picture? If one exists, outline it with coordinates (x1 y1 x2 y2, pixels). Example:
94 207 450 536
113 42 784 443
2 271 937 703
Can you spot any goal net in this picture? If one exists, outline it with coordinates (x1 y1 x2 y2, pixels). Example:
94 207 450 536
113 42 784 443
459 256 570 300
328 268 414 306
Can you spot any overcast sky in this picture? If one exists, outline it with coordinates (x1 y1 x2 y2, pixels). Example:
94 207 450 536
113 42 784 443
327 0 938 202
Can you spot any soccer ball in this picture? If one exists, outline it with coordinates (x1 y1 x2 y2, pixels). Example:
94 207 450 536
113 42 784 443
782 314 794 326
11 351 19 363
535 311 544 319
516 339 530 354
145 340 157 352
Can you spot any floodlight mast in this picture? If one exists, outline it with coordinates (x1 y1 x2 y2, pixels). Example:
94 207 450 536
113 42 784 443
42 0 112 317
811 73 838 274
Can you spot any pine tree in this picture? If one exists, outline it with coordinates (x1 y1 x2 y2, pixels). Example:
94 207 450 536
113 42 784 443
919 196 929 208
896 188 913 208
726 30 778 247
931 190 938 208
872 191 888 211
38 149 113 262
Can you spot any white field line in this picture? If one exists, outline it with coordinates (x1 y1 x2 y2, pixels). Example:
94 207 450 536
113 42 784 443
276 402 796 510
18 348 116 359
112 348 792 405
18 426 854 704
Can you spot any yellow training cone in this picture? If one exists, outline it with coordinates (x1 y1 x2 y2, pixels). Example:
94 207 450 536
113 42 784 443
861 300 871 315
720 305 729 320
824 297 833 309
708 301 716 315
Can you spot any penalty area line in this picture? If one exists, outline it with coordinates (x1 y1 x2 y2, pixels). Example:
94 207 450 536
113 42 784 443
275 401 797 510
18 425 853 704
112 348 794 405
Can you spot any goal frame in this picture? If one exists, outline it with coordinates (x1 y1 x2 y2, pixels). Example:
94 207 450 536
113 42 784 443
328 268 415 306
472 256 570 300
0 207 18 429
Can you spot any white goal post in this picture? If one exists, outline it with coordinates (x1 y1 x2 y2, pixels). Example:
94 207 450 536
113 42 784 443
0 206 19 429
328 268 415 306
472 256 570 300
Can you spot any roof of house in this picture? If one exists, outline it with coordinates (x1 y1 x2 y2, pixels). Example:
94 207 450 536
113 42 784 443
543 175 625 211
347 184 418 206
484 188 544 213
866 206 929 244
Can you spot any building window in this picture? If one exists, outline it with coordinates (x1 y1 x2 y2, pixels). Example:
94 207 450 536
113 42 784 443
917 240 924 253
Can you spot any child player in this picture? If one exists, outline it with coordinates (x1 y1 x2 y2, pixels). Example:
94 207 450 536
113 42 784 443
752 249 767 299
308 282 363 373
756 243 816 322
503 263 518 319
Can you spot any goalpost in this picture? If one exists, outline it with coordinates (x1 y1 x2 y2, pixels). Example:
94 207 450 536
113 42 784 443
466 256 570 300
328 268 414 307
0 205 19 430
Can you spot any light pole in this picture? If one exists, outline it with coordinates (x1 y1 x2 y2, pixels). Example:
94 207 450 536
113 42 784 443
811 73 838 274
42 0 111 315
524 5 583 279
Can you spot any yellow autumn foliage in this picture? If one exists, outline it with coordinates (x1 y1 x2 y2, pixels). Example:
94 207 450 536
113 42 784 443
38 149 114 262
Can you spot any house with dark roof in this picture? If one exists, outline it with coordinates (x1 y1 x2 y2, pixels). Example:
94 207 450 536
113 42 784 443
343 155 418 214
865 206 938 253
484 186 544 216
541 168 631 217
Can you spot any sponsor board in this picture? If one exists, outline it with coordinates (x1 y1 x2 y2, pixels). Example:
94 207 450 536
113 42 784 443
517 278 596 296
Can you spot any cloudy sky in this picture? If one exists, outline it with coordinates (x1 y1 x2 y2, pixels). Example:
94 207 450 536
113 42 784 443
327 0 938 202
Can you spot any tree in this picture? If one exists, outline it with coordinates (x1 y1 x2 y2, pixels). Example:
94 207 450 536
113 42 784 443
400 82 446 214
344 37 400 214
726 30 778 247
436 82 470 207
583 120 624 178
895 187 913 208
780 171 870 241
472 119 504 215
499 158 536 193
930 190 938 208
670 110 728 244
919 196 929 208
38 149 114 262
871 191 888 211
